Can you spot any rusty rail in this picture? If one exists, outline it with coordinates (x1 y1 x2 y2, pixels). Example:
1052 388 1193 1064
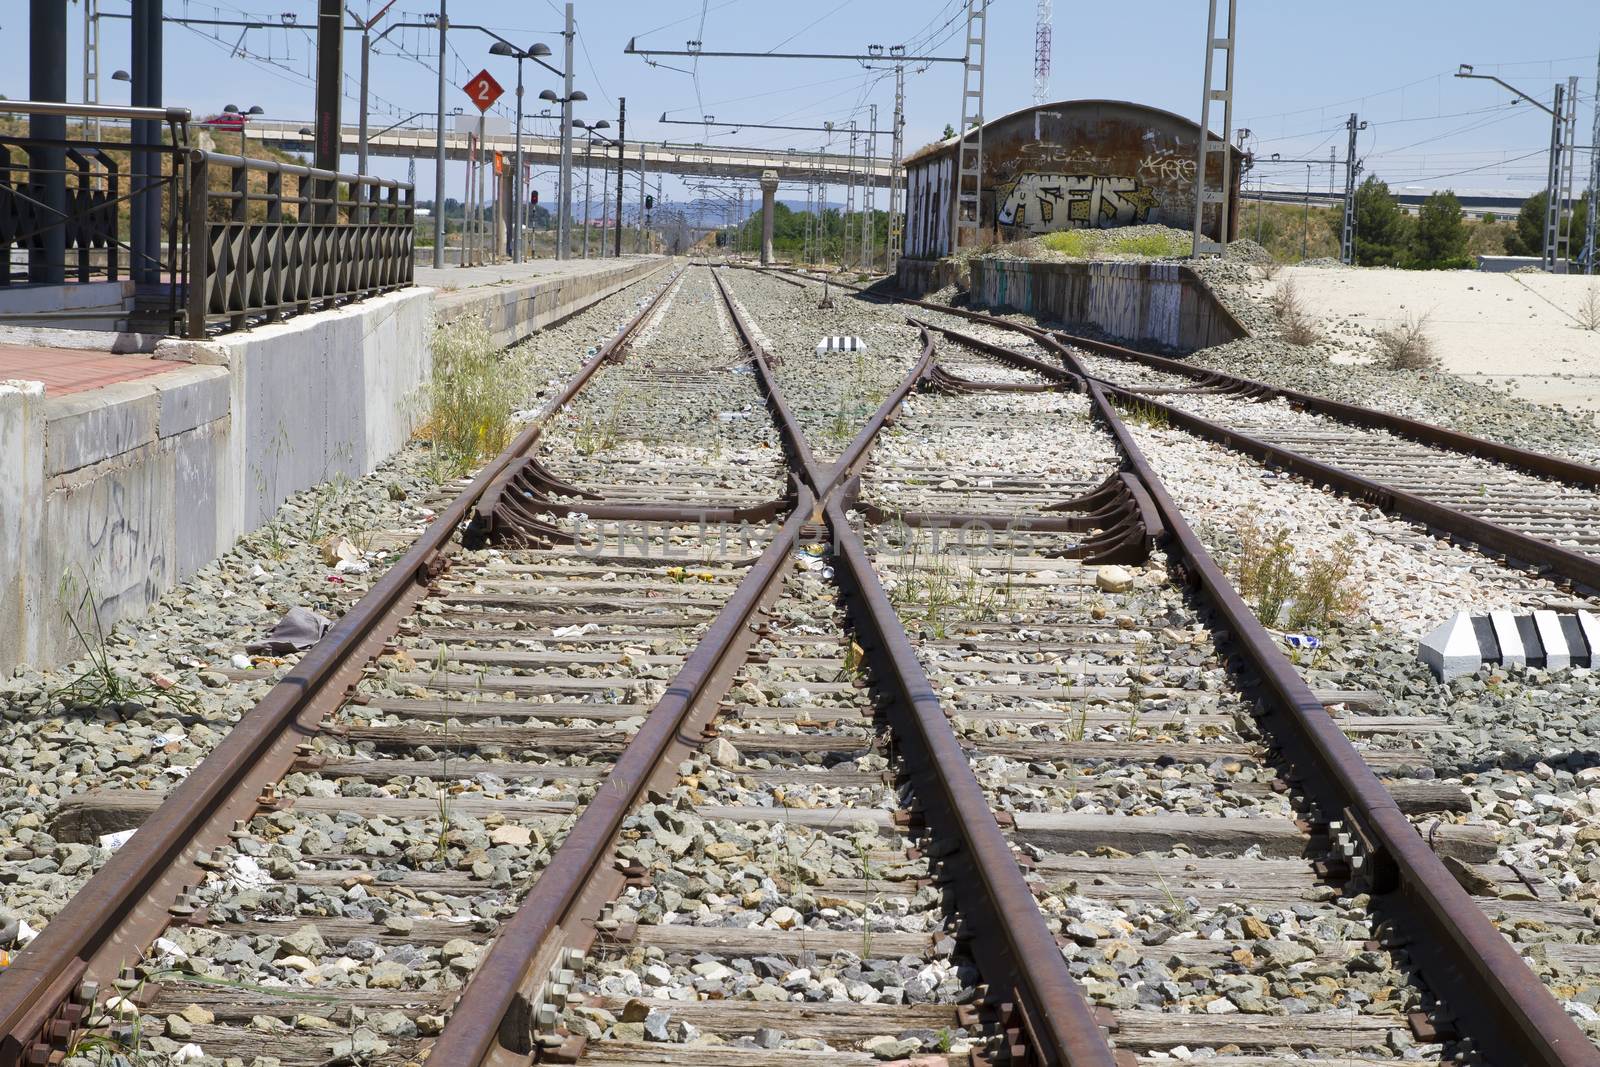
713 264 1119 1067
0 260 682 1067
811 269 1600 1067
429 493 811 1064
1048 327 1600 491
824 497 1120 1067
431 262 1122 1067
1074 370 1600 1067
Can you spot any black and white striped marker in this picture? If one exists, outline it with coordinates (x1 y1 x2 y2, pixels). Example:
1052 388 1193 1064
815 336 868 354
1419 610 1600 681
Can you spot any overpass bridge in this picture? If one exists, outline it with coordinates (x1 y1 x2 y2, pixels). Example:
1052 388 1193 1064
247 121 893 187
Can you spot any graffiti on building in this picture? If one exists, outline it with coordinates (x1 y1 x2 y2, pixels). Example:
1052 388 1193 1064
995 173 1161 231
1017 142 1102 168
1137 152 1196 182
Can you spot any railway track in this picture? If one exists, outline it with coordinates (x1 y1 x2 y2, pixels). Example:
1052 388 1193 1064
2 259 1599 1067
729 264 1600 1065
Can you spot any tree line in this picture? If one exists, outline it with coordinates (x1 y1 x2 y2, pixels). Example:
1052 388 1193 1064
1337 176 1590 270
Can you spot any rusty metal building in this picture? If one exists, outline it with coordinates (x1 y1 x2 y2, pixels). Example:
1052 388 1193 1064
901 99 1244 260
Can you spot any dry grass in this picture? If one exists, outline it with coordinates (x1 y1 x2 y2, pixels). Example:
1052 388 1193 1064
1233 513 1363 631
417 316 521 478
1374 312 1439 371
1269 278 1320 347
1578 283 1600 332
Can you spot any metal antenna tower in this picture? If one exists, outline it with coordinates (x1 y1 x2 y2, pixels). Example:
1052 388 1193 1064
1559 74 1579 266
1543 80 1568 272
1588 42 1600 274
1340 112 1367 266
1033 0 1052 105
1191 0 1237 257
951 0 988 252
862 104 877 272
888 62 906 271
845 122 858 269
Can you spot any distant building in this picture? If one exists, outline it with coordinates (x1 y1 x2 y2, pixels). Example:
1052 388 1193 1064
901 99 1245 260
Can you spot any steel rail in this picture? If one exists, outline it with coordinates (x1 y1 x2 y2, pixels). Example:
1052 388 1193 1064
1047 327 1600 491
707 263 1119 1067
428 492 811 1065
824 497 1120 1067
1074 371 1600 1067
907 299 1600 1066
707 265 832 498
0 260 683 1067
745 263 1600 1064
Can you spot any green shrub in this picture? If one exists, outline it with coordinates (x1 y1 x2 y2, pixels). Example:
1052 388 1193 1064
420 316 519 477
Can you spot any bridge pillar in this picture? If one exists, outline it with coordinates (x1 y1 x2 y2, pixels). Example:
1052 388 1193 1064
759 169 779 266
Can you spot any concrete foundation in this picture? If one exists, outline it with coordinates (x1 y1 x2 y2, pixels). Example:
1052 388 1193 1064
0 256 669 673
967 258 1247 352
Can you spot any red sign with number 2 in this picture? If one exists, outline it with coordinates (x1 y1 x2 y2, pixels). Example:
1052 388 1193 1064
463 69 505 112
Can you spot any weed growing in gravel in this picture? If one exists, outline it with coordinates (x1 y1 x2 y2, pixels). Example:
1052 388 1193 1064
1269 278 1320 346
420 316 521 477
1288 535 1362 631
1232 514 1363 631
1118 398 1170 429
888 545 997 636
1374 312 1439 371
1236 520 1298 625
304 447 354 542
54 570 195 719
575 401 623 455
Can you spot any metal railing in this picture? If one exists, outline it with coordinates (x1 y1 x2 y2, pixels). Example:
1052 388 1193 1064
0 100 414 337
1 103 192 330
185 153 413 336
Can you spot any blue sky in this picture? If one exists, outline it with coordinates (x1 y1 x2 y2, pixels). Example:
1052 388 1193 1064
8 1 1599 205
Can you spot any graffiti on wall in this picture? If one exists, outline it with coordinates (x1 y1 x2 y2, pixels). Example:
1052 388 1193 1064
995 173 1161 231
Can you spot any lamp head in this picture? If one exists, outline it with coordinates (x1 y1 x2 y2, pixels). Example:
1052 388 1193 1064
246 105 264 116
489 41 517 57
571 91 588 102
112 69 131 82
594 120 610 130
530 43 553 57
223 104 240 114
1458 63 1474 76
539 89 559 102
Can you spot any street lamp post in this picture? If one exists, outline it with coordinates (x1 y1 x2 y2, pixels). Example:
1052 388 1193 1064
223 103 265 158
1456 65 1567 271
489 40 554 263
541 88 586 259
572 119 612 259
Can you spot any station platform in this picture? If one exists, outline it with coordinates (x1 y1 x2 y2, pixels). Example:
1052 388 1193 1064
0 343 175 397
1 253 670 673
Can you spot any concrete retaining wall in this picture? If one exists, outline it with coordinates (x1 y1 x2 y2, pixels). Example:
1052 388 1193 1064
0 257 668 672
894 257 963 298
434 259 662 351
967 258 1247 352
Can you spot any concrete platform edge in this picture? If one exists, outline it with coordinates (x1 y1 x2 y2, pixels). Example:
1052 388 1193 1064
0 257 667 673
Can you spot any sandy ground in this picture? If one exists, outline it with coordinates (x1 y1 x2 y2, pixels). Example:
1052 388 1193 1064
1282 265 1600 419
